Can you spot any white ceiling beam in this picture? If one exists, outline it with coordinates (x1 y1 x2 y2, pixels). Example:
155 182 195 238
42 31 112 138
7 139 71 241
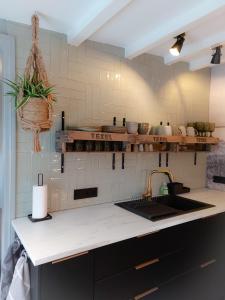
125 0 225 59
189 53 225 71
68 0 132 46
189 55 213 71
165 31 225 65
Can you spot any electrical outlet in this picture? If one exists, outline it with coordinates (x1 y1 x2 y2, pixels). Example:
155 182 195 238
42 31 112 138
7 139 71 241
74 187 98 200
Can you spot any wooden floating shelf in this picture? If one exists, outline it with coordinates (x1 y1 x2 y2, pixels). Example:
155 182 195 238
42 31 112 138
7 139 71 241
56 130 219 153
65 130 129 142
182 136 219 144
134 135 219 144
136 135 182 144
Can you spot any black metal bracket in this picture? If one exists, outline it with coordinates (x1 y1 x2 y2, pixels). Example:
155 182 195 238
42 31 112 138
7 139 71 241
61 153 64 173
194 152 197 166
61 111 65 173
159 153 162 167
112 153 116 170
166 152 169 167
61 111 65 130
122 153 125 169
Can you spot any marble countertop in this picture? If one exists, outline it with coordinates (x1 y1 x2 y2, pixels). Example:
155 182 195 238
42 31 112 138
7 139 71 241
12 188 225 266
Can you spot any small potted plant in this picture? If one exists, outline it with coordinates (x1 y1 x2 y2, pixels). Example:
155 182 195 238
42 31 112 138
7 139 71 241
4 75 56 110
3 74 56 151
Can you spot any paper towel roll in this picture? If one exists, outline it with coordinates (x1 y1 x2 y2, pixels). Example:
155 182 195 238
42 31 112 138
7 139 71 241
32 185 48 219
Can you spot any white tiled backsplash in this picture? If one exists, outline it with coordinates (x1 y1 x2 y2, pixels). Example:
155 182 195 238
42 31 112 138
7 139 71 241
0 19 210 217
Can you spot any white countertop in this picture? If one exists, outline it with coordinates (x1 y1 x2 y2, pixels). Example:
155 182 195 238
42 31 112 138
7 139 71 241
12 189 225 266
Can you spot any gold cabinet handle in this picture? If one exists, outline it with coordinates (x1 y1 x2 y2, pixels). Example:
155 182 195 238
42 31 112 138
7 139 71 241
200 258 216 269
52 251 89 264
134 287 159 300
135 258 159 270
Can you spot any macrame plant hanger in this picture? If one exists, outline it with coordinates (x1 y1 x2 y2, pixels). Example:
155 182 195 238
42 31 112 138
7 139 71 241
18 14 53 152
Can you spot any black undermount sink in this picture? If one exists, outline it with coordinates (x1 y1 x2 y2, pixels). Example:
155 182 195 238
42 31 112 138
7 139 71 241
115 195 214 222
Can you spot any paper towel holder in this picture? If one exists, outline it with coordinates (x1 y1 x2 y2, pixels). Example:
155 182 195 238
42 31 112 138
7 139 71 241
38 173 43 186
28 213 52 223
27 173 52 222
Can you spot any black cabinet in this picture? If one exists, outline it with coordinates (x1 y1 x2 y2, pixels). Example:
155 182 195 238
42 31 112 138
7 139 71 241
94 213 225 300
30 212 225 300
30 252 93 300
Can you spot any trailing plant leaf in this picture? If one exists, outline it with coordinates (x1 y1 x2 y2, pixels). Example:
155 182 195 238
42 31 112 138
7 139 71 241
16 96 31 110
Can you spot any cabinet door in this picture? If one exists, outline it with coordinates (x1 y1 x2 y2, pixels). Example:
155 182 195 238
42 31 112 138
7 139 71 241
40 252 93 300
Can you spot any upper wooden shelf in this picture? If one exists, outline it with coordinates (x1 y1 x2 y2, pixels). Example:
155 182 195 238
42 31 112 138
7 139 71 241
55 130 219 153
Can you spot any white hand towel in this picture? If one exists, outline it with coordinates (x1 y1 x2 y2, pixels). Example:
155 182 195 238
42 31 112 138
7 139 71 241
6 252 30 300
0 240 21 300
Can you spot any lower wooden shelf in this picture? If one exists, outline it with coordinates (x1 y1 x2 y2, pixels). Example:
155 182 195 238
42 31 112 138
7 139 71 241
56 130 219 153
56 130 219 172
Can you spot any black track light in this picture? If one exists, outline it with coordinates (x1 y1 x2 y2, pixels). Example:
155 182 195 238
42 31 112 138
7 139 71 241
169 33 185 56
211 46 222 64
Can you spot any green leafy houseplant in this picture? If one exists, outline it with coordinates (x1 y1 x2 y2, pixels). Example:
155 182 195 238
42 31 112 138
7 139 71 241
3 75 56 109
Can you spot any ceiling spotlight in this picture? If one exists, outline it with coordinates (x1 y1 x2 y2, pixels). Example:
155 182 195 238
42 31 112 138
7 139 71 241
169 33 185 56
211 46 222 64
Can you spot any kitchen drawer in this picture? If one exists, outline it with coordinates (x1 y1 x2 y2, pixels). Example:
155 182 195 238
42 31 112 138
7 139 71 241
94 248 204 300
142 255 225 300
94 221 193 281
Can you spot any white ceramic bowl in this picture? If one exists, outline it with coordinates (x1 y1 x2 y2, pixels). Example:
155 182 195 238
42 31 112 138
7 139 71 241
126 122 138 134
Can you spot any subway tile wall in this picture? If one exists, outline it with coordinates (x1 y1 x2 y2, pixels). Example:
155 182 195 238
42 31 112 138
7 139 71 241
0 19 210 217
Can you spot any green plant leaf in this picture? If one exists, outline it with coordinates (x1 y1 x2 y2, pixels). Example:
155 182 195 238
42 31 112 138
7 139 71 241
16 96 31 109
1 75 56 110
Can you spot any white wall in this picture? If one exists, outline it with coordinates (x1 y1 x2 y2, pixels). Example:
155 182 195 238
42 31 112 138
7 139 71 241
210 65 225 141
0 19 211 217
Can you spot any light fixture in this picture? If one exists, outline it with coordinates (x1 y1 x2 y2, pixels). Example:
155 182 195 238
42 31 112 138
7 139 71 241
211 46 222 64
169 33 185 56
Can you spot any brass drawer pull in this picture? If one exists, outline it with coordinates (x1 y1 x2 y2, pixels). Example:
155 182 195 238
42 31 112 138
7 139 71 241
135 258 159 270
137 230 160 239
134 287 159 300
52 251 89 264
200 259 216 269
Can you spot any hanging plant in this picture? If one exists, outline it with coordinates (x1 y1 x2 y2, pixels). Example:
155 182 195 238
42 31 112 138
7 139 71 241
4 76 56 110
2 14 56 152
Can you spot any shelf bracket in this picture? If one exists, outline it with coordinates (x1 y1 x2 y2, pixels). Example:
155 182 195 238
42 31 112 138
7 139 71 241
61 153 64 173
112 153 116 170
166 152 169 167
61 111 65 173
194 152 197 166
158 153 162 167
122 153 125 169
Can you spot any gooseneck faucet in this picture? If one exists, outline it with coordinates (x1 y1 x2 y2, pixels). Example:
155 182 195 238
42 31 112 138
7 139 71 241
143 168 174 199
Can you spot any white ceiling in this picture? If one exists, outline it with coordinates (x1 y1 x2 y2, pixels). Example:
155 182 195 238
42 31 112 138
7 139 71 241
2 0 225 71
